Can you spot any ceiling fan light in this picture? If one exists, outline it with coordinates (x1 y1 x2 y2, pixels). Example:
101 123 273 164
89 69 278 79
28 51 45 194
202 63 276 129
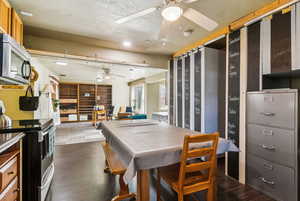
161 6 182 22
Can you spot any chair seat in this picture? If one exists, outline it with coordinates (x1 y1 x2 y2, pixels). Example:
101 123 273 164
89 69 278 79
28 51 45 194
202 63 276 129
159 163 209 193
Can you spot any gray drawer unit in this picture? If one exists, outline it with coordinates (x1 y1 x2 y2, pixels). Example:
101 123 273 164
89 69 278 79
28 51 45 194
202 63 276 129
247 91 296 129
247 89 298 201
247 154 296 201
247 124 295 167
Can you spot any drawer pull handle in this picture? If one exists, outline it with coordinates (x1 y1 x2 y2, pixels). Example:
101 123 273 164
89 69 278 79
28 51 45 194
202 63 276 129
13 188 19 193
259 177 275 185
260 144 276 150
7 171 14 175
263 163 273 170
262 130 273 136
260 112 275 117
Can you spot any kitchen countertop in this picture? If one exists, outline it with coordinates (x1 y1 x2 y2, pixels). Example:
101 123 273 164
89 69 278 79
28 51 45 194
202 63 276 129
0 119 53 133
0 132 25 153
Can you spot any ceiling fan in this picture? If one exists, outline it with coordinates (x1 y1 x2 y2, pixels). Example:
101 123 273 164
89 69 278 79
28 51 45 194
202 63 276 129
96 67 126 82
115 0 218 39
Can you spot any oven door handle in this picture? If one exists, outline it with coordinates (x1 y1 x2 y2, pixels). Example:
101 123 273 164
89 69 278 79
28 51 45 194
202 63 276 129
39 126 56 142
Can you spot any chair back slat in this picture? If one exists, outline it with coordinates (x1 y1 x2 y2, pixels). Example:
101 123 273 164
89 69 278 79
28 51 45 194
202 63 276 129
178 132 219 193
187 147 214 158
185 161 212 173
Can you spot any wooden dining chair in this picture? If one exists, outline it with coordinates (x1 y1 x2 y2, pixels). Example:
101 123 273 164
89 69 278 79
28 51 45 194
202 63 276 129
156 132 219 201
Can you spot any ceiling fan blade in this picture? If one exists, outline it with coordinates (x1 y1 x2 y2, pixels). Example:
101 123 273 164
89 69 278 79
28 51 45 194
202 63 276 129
115 7 158 24
183 8 218 31
181 0 199 3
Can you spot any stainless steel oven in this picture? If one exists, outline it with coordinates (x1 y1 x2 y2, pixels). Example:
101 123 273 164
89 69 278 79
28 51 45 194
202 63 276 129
22 119 55 201
0 34 31 85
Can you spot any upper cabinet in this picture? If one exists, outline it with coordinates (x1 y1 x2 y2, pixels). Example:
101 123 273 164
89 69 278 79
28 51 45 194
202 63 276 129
0 0 11 34
11 9 23 45
270 11 291 73
0 0 24 46
261 11 292 75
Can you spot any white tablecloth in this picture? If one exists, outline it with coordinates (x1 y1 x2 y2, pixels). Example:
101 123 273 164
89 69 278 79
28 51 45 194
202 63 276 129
102 120 239 184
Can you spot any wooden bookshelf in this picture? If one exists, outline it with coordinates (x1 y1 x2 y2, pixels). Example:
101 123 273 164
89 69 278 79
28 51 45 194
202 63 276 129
59 83 78 123
59 83 112 123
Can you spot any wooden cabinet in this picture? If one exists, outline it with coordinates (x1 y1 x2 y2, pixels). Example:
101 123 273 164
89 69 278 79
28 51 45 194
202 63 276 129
0 1 24 45
11 9 23 45
59 83 112 123
0 150 21 201
0 0 11 34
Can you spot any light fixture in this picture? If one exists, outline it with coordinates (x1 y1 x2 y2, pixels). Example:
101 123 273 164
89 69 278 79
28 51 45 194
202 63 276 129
183 29 194 37
55 61 68 66
123 41 132 47
161 4 183 22
96 78 103 82
20 11 33 17
105 75 111 79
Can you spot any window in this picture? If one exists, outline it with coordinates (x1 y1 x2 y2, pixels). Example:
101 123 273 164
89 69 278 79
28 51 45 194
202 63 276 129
159 82 168 111
131 84 145 113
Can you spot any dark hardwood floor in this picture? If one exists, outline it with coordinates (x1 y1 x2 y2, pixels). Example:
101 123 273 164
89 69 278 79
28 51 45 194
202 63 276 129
45 141 275 201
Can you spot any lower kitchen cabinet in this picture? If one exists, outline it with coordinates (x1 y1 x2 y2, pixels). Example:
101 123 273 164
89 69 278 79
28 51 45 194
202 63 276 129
0 150 21 201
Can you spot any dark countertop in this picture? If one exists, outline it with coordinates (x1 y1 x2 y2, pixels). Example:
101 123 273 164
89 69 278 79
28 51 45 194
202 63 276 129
0 132 25 153
0 119 53 134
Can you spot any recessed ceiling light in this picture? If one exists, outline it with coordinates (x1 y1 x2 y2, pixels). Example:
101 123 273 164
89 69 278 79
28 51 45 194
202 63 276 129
105 75 111 79
123 41 132 47
55 61 68 66
20 11 33 17
162 42 166 46
96 78 103 82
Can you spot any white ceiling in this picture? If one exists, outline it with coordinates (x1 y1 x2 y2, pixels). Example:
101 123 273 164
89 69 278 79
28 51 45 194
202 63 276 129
34 55 166 84
10 0 274 55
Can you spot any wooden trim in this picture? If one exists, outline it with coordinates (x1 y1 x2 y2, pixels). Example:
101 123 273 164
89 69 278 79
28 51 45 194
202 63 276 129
27 49 156 68
59 81 111 86
173 0 296 57
173 27 229 57
127 78 145 86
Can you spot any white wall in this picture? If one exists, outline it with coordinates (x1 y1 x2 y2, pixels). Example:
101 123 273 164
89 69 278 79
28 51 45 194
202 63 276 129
112 79 130 114
146 82 160 117
31 57 55 119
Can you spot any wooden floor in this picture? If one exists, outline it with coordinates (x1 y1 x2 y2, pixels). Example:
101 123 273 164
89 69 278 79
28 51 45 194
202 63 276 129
45 141 275 201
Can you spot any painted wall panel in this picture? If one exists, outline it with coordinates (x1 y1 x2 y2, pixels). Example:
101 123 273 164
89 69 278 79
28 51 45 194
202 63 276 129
227 30 241 180
177 59 183 127
194 51 202 131
184 56 191 128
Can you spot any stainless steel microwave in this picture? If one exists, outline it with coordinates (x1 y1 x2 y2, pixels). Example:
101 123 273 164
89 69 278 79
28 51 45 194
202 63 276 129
0 34 31 85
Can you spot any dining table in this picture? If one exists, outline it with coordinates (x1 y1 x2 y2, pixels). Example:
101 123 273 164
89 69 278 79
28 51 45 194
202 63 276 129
102 119 239 201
